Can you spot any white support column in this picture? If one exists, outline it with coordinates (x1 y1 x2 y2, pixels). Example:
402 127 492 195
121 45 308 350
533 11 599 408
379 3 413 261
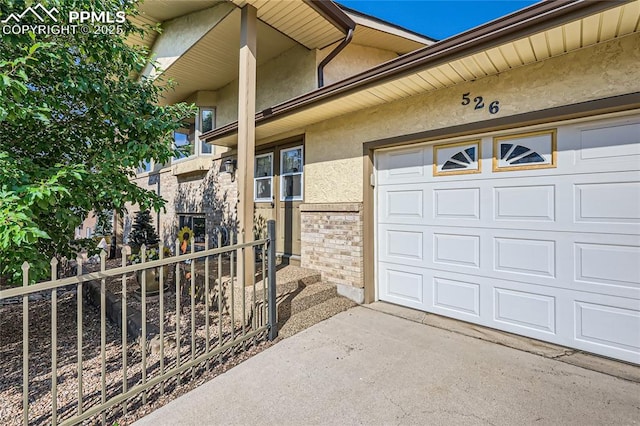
237 4 257 285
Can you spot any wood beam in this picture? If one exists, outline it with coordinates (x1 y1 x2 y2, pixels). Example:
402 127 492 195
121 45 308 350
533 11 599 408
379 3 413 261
237 4 257 285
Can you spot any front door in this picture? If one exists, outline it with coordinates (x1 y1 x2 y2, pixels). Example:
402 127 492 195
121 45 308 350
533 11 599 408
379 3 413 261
254 142 303 261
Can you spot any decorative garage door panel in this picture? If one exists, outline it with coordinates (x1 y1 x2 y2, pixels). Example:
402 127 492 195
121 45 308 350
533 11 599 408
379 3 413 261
376 115 640 364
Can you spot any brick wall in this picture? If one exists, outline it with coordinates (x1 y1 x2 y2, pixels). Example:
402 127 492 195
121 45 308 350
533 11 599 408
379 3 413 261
300 203 363 289
125 155 238 250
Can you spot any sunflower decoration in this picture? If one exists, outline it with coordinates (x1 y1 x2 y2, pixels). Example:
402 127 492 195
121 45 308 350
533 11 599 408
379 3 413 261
177 226 193 254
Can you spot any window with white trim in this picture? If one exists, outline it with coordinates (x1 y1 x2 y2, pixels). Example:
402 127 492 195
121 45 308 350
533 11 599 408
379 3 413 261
137 158 152 174
173 107 216 162
199 108 214 155
280 146 303 201
254 153 273 202
174 128 194 160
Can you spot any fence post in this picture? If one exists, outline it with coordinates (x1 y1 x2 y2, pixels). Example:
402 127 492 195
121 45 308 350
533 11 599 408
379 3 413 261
267 220 278 341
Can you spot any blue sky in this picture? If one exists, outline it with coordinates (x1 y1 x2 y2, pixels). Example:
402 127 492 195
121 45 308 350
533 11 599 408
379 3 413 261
338 1 538 40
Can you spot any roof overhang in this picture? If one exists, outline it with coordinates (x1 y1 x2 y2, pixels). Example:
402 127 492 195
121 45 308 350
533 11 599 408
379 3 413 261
128 1 224 51
229 0 355 48
341 4 436 54
131 0 355 104
131 0 354 50
202 0 640 147
156 7 299 105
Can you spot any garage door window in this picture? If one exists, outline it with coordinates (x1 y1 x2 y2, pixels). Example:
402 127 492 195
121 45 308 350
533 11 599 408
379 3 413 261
433 140 481 176
493 129 556 171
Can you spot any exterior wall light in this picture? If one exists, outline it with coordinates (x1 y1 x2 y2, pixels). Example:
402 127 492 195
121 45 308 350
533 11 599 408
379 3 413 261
223 158 237 180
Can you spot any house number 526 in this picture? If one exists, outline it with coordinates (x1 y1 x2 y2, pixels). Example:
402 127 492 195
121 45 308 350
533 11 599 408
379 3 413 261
461 92 500 114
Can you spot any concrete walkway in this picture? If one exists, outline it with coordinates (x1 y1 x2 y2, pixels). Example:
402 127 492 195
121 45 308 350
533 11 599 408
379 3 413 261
135 306 640 425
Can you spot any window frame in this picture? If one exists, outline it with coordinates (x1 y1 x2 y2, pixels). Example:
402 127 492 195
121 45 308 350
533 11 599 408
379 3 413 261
173 127 194 163
433 139 482 176
492 129 557 172
137 158 153 174
199 107 215 156
280 145 304 202
254 152 274 202
178 214 207 251
172 107 216 164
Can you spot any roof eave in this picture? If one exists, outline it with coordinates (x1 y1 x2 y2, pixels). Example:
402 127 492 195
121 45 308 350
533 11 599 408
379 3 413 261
338 3 438 44
306 0 356 33
201 0 629 143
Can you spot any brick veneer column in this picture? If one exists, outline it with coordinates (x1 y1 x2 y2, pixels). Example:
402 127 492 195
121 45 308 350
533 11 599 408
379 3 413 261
300 203 364 291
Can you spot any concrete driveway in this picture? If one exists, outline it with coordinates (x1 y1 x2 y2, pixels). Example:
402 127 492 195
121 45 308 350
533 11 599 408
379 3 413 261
135 306 640 425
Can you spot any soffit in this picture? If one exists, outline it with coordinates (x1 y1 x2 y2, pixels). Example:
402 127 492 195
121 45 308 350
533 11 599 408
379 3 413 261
126 13 159 51
351 26 431 55
139 0 224 22
207 0 640 147
127 1 224 51
347 11 434 54
157 8 298 105
230 0 346 49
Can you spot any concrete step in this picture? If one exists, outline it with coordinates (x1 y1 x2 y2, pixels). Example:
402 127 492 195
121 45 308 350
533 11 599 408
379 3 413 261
272 267 322 297
226 266 321 321
276 282 338 320
277 295 357 339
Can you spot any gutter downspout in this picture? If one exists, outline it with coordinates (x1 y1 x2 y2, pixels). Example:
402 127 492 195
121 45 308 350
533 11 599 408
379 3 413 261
317 28 353 88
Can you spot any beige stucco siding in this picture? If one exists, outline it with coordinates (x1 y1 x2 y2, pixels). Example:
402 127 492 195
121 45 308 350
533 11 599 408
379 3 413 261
319 42 399 86
256 45 317 112
184 91 218 107
303 33 640 204
211 43 399 128
213 45 317 128
215 79 240 129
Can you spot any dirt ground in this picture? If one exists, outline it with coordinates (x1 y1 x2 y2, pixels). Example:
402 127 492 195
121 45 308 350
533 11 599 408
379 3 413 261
0 255 272 425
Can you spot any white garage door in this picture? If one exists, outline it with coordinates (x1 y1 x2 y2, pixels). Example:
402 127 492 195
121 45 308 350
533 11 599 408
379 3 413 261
376 114 640 364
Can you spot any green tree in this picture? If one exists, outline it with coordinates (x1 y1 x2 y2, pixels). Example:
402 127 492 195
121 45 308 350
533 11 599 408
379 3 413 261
93 210 114 237
128 210 159 252
0 0 196 284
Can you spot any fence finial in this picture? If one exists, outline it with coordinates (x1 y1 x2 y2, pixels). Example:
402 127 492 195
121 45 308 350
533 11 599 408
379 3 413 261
50 257 58 281
21 262 30 286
